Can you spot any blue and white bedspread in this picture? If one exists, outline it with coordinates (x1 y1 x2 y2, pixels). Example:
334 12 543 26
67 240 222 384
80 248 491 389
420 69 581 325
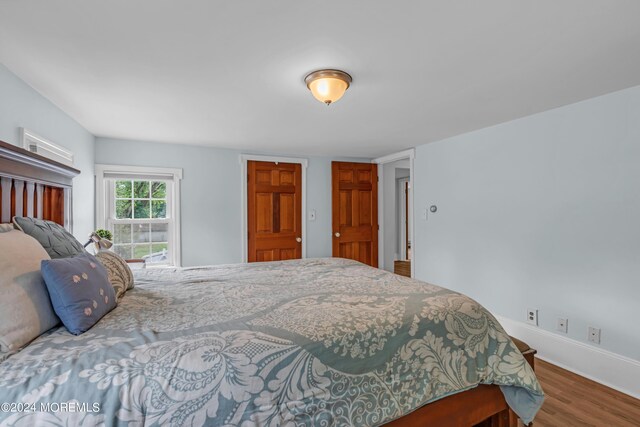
0 258 543 426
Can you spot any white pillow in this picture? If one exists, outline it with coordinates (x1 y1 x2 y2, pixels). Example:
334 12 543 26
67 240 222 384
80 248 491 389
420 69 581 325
0 223 14 233
0 230 59 354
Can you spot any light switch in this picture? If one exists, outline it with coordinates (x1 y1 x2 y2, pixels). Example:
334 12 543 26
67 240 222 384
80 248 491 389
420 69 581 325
421 208 428 220
309 209 316 221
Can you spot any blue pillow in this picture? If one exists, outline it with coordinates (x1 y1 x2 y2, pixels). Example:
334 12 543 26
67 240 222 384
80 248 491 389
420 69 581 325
41 253 116 335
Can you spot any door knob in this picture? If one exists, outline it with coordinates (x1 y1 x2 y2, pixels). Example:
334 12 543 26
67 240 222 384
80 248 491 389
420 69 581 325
296 237 302 243
334 232 341 238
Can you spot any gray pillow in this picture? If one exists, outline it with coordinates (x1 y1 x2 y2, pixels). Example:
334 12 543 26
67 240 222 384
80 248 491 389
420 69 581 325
13 217 85 259
0 230 59 354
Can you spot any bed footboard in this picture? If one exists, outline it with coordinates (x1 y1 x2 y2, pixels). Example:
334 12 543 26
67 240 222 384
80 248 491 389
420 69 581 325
386 336 537 427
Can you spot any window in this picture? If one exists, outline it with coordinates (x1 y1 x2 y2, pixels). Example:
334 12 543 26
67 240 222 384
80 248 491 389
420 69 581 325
96 165 182 266
110 179 171 263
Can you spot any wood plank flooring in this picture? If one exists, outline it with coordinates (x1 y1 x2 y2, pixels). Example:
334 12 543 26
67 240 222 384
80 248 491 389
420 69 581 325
394 260 411 277
524 359 640 427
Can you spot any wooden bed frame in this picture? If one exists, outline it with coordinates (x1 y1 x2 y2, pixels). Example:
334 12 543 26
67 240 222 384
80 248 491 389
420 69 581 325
388 341 536 426
387 385 518 427
0 138 532 427
0 140 79 230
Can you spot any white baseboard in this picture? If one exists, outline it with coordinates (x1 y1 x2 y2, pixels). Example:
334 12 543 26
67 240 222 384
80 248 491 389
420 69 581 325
495 315 640 399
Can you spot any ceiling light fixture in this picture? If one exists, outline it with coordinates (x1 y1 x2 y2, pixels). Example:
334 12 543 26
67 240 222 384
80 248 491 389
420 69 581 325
304 69 352 105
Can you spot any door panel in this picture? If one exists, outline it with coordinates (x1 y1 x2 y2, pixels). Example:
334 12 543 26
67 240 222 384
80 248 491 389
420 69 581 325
359 191 371 225
332 162 378 267
255 193 273 232
248 161 302 262
256 250 274 262
280 193 295 232
358 169 371 183
279 248 296 260
339 191 352 226
279 170 295 185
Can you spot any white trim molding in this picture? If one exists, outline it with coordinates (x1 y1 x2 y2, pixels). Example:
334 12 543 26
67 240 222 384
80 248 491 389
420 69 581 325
373 149 415 165
94 164 183 180
496 315 640 399
397 176 410 261
372 149 415 277
239 154 308 263
95 164 183 266
21 128 74 167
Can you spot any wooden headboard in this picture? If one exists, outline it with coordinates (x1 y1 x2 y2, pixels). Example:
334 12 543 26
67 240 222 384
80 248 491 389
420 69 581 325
0 140 80 231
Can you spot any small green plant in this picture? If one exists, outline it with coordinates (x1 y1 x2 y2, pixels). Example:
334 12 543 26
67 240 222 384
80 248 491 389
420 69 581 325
95 229 113 241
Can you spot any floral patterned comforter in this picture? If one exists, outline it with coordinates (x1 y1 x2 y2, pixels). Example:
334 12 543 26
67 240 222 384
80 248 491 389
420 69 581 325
0 258 543 426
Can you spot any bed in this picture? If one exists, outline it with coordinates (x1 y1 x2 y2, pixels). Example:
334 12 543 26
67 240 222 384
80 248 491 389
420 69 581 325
0 140 543 426
0 258 543 426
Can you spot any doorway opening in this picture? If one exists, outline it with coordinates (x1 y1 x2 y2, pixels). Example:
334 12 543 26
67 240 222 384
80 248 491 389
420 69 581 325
373 149 414 278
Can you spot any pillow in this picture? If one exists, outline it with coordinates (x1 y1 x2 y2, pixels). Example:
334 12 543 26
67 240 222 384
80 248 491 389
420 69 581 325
0 223 15 232
95 250 134 301
41 253 116 335
13 216 85 259
0 230 59 354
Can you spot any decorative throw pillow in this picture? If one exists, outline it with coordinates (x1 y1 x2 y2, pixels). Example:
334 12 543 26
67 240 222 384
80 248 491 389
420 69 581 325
0 223 15 232
0 230 59 354
41 253 116 335
95 250 134 301
13 216 85 259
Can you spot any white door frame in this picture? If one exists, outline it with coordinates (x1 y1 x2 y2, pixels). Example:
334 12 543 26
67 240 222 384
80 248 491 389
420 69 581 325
397 176 410 261
372 148 415 277
239 154 308 263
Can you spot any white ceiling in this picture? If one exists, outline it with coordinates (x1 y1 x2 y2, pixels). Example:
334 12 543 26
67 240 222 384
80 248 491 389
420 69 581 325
1 1 640 158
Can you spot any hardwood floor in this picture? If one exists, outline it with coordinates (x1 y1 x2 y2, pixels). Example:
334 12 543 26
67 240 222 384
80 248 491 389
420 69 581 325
394 260 411 277
524 359 640 427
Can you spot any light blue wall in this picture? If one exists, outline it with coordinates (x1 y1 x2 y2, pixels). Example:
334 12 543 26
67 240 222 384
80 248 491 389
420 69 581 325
0 64 95 240
95 138 240 266
305 155 360 259
10 56 637 360
413 85 640 360
95 137 367 266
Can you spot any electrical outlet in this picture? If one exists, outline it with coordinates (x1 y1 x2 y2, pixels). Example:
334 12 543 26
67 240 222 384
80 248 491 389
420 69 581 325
526 308 538 326
588 327 601 344
557 318 568 333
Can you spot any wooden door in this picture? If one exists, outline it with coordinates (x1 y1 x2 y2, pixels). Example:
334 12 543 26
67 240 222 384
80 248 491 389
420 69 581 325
331 161 378 267
247 161 302 262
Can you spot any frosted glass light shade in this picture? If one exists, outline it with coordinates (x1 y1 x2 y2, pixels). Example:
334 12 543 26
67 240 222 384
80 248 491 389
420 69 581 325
305 70 352 105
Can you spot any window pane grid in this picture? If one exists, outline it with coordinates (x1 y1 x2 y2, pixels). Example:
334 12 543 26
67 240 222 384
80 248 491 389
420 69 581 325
111 219 170 224
113 242 169 260
111 179 172 265
115 197 166 200
115 180 168 220
111 221 169 264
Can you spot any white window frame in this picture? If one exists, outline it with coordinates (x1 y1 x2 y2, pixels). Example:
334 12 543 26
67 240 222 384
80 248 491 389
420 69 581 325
95 164 183 267
21 128 74 166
